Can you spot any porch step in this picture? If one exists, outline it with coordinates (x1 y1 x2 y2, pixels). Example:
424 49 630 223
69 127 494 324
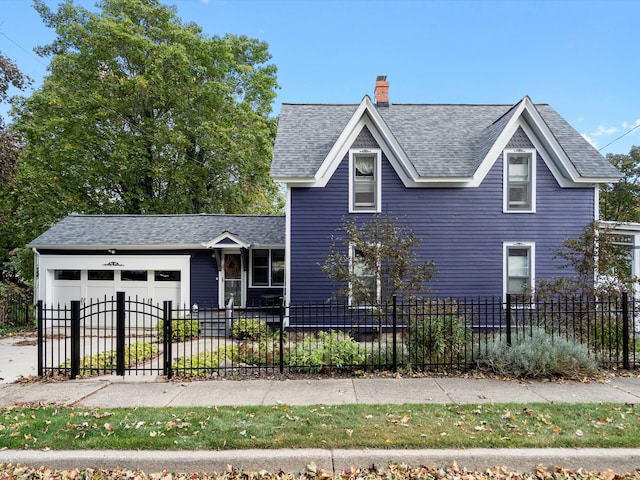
198 319 228 337
195 309 230 338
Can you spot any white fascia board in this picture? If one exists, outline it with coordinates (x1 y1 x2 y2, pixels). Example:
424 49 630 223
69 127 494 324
600 220 640 233
30 244 206 251
270 176 317 186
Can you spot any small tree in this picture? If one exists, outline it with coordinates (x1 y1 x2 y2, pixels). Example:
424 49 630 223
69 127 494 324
600 146 640 223
320 214 436 304
536 221 637 298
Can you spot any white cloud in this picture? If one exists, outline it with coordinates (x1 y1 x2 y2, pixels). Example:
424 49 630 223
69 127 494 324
582 132 597 148
622 119 640 131
590 124 618 137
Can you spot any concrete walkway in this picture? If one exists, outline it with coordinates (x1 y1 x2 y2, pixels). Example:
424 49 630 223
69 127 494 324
2 334 640 474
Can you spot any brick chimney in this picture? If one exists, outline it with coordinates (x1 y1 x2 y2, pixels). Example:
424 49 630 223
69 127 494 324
374 75 389 107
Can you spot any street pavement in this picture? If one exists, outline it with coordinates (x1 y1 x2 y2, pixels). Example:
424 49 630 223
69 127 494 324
1 333 640 474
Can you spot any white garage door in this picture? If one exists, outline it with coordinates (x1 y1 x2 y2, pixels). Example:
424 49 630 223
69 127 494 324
51 269 181 307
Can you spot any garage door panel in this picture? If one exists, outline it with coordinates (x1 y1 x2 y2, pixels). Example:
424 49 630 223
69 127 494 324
53 285 82 307
154 283 181 307
87 286 116 302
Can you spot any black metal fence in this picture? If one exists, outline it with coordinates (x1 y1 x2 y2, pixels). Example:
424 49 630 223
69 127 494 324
0 290 34 332
37 293 639 379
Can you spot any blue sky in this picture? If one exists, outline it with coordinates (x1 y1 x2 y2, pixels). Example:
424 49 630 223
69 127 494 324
0 0 638 156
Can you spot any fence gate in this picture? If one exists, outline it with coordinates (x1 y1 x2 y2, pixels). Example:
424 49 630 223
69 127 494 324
38 292 172 379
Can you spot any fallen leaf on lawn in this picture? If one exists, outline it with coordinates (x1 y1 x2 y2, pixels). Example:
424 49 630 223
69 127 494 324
575 429 584 437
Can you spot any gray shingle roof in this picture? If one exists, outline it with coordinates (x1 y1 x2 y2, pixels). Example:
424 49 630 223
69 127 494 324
271 99 620 180
29 214 285 248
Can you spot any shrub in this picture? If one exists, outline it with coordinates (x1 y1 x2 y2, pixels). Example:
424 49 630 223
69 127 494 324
405 314 468 368
171 344 238 376
58 341 158 376
362 342 407 371
156 318 199 342
287 330 365 373
476 327 598 379
585 314 625 355
235 341 283 366
232 317 269 340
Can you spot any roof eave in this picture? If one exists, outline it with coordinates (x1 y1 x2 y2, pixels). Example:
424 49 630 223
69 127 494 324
30 244 206 251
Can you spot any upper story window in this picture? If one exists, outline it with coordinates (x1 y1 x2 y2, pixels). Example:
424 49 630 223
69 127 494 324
504 149 536 213
251 249 285 287
350 149 381 213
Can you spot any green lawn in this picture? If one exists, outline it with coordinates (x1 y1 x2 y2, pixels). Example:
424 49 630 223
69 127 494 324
2 402 639 450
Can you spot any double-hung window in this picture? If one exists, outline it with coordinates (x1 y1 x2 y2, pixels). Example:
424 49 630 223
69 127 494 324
350 149 381 212
251 249 285 287
504 242 535 300
504 149 536 212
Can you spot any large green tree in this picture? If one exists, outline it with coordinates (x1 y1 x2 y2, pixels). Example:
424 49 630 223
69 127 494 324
13 0 281 239
600 146 640 222
0 52 32 284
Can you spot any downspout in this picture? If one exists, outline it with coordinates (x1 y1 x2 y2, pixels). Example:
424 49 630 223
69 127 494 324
31 247 40 304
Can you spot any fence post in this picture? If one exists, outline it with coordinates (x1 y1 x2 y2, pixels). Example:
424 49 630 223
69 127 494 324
37 300 43 377
163 301 173 378
506 294 512 347
279 298 285 375
622 292 630 370
392 295 397 373
70 300 81 379
116 292 125 376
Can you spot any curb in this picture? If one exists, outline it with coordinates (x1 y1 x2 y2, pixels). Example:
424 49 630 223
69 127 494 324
4 448 640 474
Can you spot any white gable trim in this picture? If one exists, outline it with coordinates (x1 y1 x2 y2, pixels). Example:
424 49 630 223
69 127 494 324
472 97 610 188
313 96 418 188
202 231 250 249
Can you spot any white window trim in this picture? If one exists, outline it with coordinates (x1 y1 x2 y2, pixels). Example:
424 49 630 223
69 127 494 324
349 148 382 213
503 242 535 302
249 247 285 288
503 148 536 213
348 243 381 306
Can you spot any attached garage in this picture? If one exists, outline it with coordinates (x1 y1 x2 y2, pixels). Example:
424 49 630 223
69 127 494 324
40 254 190 307
29 214 285 309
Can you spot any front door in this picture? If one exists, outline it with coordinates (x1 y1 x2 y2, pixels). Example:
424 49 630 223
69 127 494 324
221 252 244 308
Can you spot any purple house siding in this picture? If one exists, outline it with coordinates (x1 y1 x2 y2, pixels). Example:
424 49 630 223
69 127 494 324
289 149 594 303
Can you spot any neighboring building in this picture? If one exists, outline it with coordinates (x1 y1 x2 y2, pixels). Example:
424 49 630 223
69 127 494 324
29 214 285 309
270 77 621 305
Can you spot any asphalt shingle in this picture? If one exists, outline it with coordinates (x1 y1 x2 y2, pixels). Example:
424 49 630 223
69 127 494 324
28 214 285 248
271 99 620 180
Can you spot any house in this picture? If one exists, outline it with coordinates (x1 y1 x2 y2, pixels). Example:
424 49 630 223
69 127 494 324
29 77 622 312
270 77 621 305
28 214 285 309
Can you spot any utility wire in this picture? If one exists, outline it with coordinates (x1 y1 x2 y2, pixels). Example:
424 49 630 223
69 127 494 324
598 122 640 152
0 31 48 68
